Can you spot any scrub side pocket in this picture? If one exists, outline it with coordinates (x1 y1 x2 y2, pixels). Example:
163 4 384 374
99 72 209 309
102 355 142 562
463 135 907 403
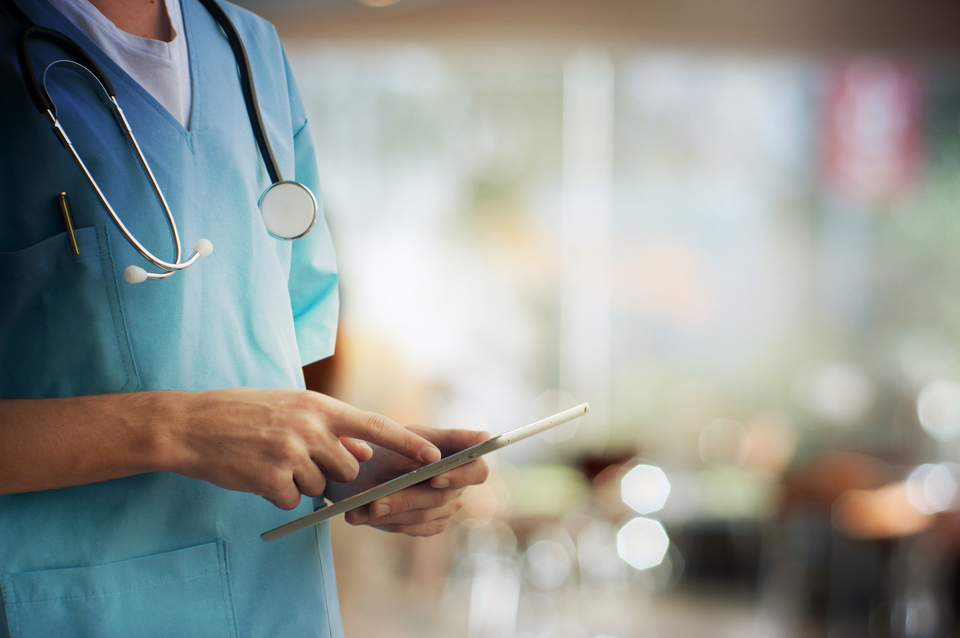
0 225 139 398
0 540 239 638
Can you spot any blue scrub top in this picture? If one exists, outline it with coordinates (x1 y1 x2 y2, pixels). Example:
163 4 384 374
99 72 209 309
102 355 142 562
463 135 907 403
0 0 344 635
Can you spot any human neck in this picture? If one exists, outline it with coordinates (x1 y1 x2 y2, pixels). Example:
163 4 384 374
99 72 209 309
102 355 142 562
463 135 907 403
86 0 173 42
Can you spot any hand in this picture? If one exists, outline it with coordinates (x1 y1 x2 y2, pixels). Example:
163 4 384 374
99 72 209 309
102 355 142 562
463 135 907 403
166 388 442 510
327 426 490 537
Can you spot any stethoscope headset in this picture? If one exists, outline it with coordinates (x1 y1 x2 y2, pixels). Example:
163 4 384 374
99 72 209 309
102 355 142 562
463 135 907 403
0 0 318 283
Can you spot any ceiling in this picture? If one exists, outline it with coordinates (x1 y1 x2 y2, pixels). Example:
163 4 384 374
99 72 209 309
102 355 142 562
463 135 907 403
233 0 960 55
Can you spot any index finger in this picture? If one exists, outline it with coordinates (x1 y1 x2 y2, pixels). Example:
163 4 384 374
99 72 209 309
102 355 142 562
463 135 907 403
328 401 441 464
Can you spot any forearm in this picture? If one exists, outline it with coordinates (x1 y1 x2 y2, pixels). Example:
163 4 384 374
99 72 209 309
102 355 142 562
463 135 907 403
0 392 181 495
0 387 440 510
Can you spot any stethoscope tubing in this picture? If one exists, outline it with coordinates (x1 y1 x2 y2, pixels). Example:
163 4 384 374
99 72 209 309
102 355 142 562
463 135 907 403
2 0 280 184
0 0 307 280
196 0 284 184
16 23 115 110
42 62 195 277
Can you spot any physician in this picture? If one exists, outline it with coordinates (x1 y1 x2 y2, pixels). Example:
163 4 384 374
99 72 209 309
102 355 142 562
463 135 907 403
0 0 489 635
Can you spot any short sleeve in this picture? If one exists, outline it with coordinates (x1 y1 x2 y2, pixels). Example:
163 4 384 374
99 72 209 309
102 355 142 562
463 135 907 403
285 62 340 365
287 120 339 366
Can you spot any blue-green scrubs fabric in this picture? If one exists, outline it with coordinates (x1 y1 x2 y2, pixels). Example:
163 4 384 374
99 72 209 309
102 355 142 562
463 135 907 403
0 0 344 635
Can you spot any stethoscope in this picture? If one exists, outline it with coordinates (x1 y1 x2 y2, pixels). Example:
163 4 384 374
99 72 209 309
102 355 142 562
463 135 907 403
1 0 318 283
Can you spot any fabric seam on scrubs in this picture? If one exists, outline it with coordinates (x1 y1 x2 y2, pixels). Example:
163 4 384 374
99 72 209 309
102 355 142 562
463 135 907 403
0 253 95 282
0 226 137 393
293 117 308 140
216 540 240 638
0 226 101 282
181 0 200 142
315 524 336 638
98 226 141 392
0 583 9 638
9 571 218 604
0 576 20 638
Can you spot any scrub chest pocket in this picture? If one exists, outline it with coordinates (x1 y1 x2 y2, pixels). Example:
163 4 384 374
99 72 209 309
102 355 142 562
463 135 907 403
0 225 139 399
0 540 239 638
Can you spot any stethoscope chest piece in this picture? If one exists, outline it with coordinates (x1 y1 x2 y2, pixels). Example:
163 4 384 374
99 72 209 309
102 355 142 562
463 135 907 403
259 181 318 240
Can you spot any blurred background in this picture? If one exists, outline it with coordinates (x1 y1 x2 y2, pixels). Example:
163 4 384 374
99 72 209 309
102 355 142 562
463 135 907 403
246 1 960 636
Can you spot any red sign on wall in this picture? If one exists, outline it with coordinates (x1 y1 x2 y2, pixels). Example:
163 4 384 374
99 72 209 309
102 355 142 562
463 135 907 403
822 60 924 205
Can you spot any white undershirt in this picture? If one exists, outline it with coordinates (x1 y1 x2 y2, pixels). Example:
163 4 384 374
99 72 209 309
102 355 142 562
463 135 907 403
46 0 192 128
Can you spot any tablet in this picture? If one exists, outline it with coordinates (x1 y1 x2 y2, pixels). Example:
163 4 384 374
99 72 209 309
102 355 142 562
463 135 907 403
261 403 590 541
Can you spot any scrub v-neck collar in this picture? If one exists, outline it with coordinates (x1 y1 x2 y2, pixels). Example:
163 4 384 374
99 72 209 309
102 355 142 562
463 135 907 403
21 0 202 141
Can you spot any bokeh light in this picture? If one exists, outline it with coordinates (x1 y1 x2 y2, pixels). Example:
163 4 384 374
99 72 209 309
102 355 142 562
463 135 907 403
894 590 941 638
796 362 876 426
699 419 750 467
523 540 573 590
515 592 560 638
574 517 622 585
620 464 671 514
906 463 959 514
616 517 670 571
917 380 960 440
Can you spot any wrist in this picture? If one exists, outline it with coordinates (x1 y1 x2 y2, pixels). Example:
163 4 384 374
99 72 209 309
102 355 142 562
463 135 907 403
137 390 195 475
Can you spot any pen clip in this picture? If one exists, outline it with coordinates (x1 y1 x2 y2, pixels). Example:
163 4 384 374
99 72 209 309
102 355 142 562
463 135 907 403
57 192 79 256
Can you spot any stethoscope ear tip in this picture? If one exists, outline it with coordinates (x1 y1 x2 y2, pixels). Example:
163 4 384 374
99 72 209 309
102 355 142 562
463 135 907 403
123 239 211 284
195 238 213 258
124 265 148 284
